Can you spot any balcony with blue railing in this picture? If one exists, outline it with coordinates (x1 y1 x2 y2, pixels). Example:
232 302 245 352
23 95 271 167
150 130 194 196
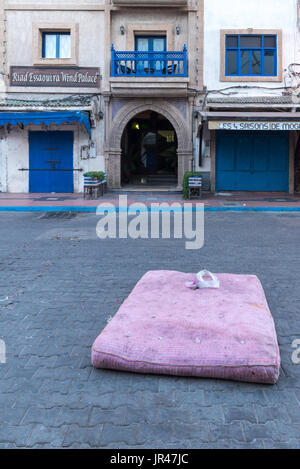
111 45 187 78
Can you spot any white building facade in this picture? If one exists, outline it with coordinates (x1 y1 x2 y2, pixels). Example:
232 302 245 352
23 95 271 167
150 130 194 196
198 0 300 194
0 0 106 193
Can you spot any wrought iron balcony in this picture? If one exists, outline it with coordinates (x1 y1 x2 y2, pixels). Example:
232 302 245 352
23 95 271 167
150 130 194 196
111 45 187 78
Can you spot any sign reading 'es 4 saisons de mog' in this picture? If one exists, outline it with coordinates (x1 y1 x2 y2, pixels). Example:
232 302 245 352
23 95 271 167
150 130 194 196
10 66 100 88
209 121 300 131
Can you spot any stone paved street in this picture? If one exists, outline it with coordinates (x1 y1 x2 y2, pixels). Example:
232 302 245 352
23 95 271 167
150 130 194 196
0 211 300 448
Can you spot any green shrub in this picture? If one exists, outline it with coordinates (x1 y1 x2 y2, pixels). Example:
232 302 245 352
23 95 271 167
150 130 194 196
182 171 202 200
83 171 105 182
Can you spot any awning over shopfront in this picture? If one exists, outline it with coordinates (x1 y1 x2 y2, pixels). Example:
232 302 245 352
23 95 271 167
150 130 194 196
0 111 91 135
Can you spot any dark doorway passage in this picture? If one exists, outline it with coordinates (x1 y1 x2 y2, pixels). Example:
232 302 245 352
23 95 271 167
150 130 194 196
121 111 178 187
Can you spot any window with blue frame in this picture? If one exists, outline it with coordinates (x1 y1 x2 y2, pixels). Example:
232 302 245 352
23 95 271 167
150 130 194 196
225 34 277 77
42 32 71 59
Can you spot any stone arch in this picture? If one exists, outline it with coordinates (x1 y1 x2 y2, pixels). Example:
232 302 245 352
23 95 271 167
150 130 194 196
107 99 193 188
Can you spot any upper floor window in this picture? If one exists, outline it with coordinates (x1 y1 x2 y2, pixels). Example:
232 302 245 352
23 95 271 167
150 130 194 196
42 32 71 59
225 34 277 77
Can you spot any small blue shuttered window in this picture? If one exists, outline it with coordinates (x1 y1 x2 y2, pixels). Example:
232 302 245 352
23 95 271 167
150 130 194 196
42 32 71 59
225 34 277 77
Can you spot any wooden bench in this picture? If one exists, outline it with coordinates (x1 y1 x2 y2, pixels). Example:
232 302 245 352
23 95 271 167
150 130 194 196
188 176 202 199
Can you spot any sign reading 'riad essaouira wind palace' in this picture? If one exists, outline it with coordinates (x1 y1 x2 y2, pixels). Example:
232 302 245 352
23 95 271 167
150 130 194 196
10 66 100 88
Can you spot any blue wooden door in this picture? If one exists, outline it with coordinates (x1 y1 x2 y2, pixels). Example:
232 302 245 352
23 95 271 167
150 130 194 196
29 131 74 193
216 131 289 192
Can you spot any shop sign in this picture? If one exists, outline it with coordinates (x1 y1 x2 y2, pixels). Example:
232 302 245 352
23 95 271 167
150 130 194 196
209 121 300 131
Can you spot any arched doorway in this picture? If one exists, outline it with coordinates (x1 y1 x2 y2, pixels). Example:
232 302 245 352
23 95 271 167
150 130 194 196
121 110 178 187
107 100 192 189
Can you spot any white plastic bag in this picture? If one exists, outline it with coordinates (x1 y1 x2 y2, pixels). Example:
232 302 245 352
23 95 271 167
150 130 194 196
185 270 220 290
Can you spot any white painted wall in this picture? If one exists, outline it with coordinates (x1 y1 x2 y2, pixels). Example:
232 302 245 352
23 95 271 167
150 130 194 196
111 10 188 51
2 0 107 192
204 0 299 93
6 127 29 192
193 123 211 172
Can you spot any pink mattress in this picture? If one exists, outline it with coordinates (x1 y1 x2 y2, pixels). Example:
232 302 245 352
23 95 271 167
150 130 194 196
91 271 280 384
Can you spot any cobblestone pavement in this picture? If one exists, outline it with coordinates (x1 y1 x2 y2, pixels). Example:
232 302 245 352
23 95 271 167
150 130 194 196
0 211 299 449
